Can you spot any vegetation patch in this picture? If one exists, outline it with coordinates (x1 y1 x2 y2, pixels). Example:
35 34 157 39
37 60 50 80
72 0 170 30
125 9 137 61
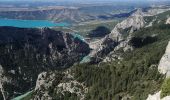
70 23 170 100
161 78 170 98
87 26 111 37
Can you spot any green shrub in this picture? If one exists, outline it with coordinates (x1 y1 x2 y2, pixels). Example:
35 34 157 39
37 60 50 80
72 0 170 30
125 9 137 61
161 78 170 98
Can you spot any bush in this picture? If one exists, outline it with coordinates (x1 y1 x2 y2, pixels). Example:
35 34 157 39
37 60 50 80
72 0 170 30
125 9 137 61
161 78 170 98
87 26 110 37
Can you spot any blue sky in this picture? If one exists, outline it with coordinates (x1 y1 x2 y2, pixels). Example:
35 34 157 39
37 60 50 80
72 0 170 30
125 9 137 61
0 0 169 3
0 0 167 1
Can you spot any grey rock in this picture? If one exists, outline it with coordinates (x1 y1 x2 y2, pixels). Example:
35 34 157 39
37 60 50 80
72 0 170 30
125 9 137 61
158 41 170 78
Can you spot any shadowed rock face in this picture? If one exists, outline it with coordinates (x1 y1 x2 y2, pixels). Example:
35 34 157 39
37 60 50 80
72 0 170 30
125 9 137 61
0 26 90 99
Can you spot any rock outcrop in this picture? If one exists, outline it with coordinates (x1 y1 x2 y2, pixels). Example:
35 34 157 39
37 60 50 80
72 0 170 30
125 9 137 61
88 7 170 63
33 70 87 100
88 9 145 63
33 71 63 100
146 91 170 100
108 9 145 41
146 41 170 100
158 41 170 78
166 18 170 24
0 26 90 99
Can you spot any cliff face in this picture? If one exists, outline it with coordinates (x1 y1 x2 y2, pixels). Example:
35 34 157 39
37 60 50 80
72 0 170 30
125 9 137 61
89 9 146 63
146 91 170 100
158 41 170 77
108 9 145 41
89 7 170 63
0 27 90 99
166 18 170 24
146 41 170 100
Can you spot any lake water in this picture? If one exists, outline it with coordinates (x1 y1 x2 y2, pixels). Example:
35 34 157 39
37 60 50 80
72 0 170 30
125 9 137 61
0 19 69 28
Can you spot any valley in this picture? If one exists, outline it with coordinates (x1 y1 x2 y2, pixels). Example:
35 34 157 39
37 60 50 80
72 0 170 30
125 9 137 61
0 1 170 100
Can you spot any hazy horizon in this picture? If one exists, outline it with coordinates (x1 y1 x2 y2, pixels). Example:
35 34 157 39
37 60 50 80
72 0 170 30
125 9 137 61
0 0 169 2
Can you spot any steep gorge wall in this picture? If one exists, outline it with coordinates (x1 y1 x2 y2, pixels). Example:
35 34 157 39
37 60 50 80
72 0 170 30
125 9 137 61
0 27 90 99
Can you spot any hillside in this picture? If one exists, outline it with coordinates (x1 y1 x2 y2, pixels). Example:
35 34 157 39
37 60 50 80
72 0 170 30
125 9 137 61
26 22 170 100
0 27 90 100
0 5 134 23
16 7 170 100
0 5 170 100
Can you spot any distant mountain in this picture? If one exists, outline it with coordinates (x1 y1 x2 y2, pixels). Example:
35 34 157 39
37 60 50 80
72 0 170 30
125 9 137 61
0 5 134 23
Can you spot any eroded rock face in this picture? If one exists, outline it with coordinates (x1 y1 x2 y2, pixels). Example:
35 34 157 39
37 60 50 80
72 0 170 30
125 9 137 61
33 70 87 100
166 18 170 24
33 71 63 100
0 26 90 99
89 7 170 63
89 9 145 63
158 41 170 78
146 41 170 100
109 9 145 41
146 91 170 100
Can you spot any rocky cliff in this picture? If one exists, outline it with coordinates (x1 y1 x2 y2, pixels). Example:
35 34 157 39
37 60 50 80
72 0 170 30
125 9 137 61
0 26 90 99
88 9 146 63
146 41 170 100
32 70 87 100
88 7 170 63
158 41 170 78
166 18 170 24
147 91 170 100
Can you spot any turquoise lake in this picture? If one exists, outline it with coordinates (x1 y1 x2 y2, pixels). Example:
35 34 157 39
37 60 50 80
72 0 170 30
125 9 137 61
0 19 69 28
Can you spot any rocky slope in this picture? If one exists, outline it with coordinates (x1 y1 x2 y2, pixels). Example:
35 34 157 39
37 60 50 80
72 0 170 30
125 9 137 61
32 70 87 100
28 7 170 100
158 41 170 78
166 18 170 24
0 26 90 99
4 6 170 100
88 9 146 63
88 7 170 63
147 91 170 100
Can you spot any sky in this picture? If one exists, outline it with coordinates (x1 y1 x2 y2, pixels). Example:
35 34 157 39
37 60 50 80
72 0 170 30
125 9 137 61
0 0 168 1
0 0 169 4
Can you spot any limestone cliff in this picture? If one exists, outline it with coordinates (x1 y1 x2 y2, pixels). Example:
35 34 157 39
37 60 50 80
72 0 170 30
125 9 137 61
32 70 87 100
158 41 170 78
88 7 170 63
166 18 170 24
147 91 170 100
146 41 170 100
88 9 146 63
